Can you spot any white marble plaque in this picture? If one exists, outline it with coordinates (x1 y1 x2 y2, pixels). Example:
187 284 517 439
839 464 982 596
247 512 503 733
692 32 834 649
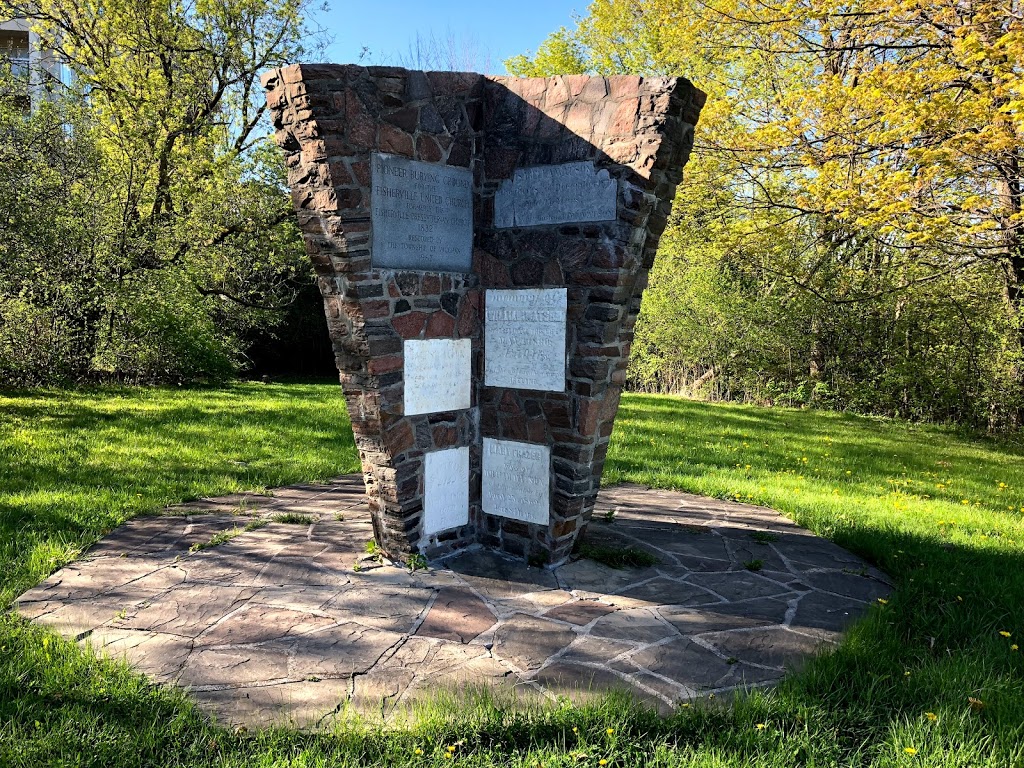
482 438 550 525
371 153 473 271
403 339 471 415
423 446 470 535
493 161 617 228
485 289 567 392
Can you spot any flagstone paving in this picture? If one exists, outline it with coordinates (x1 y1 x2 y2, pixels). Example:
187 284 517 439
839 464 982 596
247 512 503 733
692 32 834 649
14 476 891 727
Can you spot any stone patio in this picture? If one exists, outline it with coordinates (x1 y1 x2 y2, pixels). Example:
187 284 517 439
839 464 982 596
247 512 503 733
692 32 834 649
14 476 890 727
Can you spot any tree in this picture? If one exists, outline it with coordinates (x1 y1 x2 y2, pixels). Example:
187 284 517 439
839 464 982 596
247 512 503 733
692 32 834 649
510 0 1024 427
0 0 319 383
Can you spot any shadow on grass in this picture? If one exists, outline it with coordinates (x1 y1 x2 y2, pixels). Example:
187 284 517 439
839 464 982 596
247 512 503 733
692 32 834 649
2 390 1023 765
2 522 1022 766
0 383 359 605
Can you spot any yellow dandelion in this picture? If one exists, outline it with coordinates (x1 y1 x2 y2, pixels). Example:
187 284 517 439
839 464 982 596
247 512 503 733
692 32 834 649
606 728 614 735
1000 631 1012 638
447 745 456 752
415 748 423 755
961 499 970 505
877 598 889 605
444 754 453 761
599 761 607 766
925 712 937 721
904 671 911 677
904 747 918 755
755 723 767 730
572 727 578 733
1012 644 1019 651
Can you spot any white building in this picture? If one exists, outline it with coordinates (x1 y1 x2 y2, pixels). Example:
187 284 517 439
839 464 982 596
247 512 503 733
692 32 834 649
1 16 65 108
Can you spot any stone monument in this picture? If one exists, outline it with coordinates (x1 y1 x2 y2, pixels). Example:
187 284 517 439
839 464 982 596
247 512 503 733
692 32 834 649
262 65 705 566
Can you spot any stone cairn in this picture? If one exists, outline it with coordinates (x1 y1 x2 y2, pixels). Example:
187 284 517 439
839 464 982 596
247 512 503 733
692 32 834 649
262 65 704 566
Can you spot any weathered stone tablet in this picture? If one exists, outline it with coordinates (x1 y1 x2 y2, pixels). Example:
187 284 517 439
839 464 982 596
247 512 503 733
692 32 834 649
371 153 473 271
484 289 567 392
482 438 550 525
422 446 470 536
493 161 617 229
403 339 471 416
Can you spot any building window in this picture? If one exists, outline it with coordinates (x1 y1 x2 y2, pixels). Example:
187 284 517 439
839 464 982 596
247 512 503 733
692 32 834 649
1 30 30 78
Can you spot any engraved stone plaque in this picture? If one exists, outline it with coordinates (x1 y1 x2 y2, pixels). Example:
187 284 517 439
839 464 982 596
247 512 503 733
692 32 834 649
493 161 617 228
371 153 473 271
482 438 550 525
404 339 472 415
423 446 470 535
485 288 567 392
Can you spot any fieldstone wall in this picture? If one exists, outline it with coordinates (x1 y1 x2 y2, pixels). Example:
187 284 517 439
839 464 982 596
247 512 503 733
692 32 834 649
262 64 704 565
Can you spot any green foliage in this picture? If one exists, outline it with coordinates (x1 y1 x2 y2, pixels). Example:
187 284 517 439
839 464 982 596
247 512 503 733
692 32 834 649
2 387 1024 765
505 28 588 77
0 0 317 386
510 0 1024 429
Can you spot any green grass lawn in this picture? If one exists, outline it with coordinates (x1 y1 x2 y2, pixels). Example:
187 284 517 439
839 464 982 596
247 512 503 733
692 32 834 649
2 385 1023 766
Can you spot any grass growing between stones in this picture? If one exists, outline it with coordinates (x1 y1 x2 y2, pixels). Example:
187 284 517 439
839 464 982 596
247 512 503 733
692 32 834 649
188 519 268 552
575 541 660 569
2 386 1024 766
271 512 318 525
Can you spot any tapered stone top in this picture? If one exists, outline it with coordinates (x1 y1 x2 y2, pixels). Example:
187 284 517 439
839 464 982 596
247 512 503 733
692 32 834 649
262 64 705 565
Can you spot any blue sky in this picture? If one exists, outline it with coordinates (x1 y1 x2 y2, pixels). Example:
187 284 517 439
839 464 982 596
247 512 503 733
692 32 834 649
312 0 585 75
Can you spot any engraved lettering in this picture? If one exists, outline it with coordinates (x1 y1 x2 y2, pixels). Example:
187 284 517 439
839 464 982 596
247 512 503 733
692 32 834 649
404 339 472 416
493 161 618 228
482 438 549 525
370 153 473 271
485 289 567 392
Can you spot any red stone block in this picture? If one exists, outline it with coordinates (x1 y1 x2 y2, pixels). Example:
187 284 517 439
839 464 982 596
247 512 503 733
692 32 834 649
499 390 521 415
357 299 389 319
456 292 479 337
432 425 458 447
477 253 510 288
385 421 415 455
416 135 443 162
425 311 455 337
368 355 403 374
326 160 352 185
379 123 414 155
349 160 371 187
564 100 595 137
279 64 303 84
391 311 428 338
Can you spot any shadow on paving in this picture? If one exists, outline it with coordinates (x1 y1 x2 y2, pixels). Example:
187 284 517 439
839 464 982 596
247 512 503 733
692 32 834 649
2 481 1023 763
10 477 895 729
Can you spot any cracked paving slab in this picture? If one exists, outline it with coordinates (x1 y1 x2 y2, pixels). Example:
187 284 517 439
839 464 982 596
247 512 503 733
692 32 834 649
15 475 889 727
